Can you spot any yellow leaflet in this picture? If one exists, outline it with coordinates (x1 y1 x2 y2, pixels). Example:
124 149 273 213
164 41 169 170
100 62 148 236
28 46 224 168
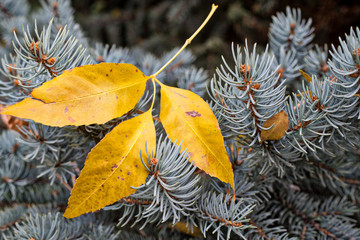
260 110 289 143
299 69 312 83
160 85 234 190
1 63 148 127
63 111 156 218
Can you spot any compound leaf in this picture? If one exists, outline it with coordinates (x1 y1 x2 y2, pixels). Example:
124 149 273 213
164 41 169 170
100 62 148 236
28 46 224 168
160 85 234 190
1 63 148 127
64 110 156 218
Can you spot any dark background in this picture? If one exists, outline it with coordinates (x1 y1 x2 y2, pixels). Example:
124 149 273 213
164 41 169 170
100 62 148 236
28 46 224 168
33 0 360 72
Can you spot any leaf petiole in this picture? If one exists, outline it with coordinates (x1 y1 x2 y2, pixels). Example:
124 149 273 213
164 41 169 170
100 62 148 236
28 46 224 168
151 4 218 78
149 4 218 114
150 77 157 110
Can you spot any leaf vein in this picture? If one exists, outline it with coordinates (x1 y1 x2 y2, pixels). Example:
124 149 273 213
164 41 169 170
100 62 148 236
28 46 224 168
33 78 149 104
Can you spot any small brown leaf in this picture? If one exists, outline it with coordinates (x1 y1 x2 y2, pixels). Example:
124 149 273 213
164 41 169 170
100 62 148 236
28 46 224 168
260 110 289 143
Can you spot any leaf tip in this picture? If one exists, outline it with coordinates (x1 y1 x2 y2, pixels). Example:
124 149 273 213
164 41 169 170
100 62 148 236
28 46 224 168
63 207 76 219
63 204 90 219
0 106 15 116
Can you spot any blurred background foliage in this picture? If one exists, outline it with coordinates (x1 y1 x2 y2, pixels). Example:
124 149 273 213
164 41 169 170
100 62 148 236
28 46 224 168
29 0 360 75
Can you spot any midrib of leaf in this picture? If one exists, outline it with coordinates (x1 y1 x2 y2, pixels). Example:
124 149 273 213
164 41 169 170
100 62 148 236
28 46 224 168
166 90 228 171
71 115 149 210
32 78 149 104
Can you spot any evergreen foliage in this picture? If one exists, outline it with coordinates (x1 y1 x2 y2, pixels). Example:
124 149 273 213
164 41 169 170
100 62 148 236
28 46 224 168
0 1 359 239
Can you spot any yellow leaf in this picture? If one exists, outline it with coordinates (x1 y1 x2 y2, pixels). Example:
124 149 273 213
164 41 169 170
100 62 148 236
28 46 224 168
1 63 148 127
299 69 312 83
63 111 156 218
160 85 234 190
260 110 289 143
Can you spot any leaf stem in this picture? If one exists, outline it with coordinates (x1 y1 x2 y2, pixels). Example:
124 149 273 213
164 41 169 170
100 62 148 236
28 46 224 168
152 4 218 78
154 78 163 86
150 78 157 110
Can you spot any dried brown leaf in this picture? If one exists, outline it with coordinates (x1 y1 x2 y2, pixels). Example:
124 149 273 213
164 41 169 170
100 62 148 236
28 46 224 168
260 110 289 143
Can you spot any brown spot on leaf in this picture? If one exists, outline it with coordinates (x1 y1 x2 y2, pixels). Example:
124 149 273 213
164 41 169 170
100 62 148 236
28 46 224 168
64 107 68 113
117 177 120 179
110 69 112 72
111 164 118 170
106 74 108 77
185 111 201 117
116 96 119 99
121 178 124 180
136 69 138 72
68 116 75 123
135 164 138 168
127 172 130 175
